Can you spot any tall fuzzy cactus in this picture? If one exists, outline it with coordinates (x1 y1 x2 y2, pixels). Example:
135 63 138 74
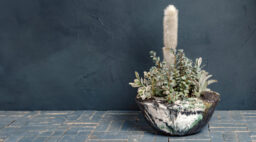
163 5 178 66
129 4 218 102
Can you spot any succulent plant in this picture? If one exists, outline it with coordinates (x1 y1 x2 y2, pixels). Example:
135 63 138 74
129 5 217 103
129 49 217 103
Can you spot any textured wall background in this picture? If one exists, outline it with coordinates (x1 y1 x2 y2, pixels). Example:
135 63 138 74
0 0 255 110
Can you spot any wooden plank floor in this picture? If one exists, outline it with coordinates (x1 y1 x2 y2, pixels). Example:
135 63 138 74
0 111 255 142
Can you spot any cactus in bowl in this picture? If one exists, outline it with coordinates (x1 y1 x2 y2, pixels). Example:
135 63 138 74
129 5 220 136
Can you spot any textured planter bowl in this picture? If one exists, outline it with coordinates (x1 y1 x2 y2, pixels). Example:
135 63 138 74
136 91 220 136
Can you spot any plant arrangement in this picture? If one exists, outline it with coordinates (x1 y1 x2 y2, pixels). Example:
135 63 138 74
129 5 220 136
129 50 217 103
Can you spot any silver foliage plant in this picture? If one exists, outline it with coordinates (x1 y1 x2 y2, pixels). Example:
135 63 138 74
129 49 217 103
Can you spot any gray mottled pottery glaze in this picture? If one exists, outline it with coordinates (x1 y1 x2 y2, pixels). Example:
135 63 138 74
136 91 220 136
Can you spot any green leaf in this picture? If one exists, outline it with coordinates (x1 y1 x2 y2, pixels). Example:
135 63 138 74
135 71 140 80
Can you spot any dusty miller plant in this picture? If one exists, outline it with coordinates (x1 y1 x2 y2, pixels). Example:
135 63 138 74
129 49 217 103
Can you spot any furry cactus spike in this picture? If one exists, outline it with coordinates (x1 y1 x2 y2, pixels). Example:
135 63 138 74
163 5 178 66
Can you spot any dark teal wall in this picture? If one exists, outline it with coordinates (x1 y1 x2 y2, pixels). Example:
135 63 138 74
0 0 255 110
